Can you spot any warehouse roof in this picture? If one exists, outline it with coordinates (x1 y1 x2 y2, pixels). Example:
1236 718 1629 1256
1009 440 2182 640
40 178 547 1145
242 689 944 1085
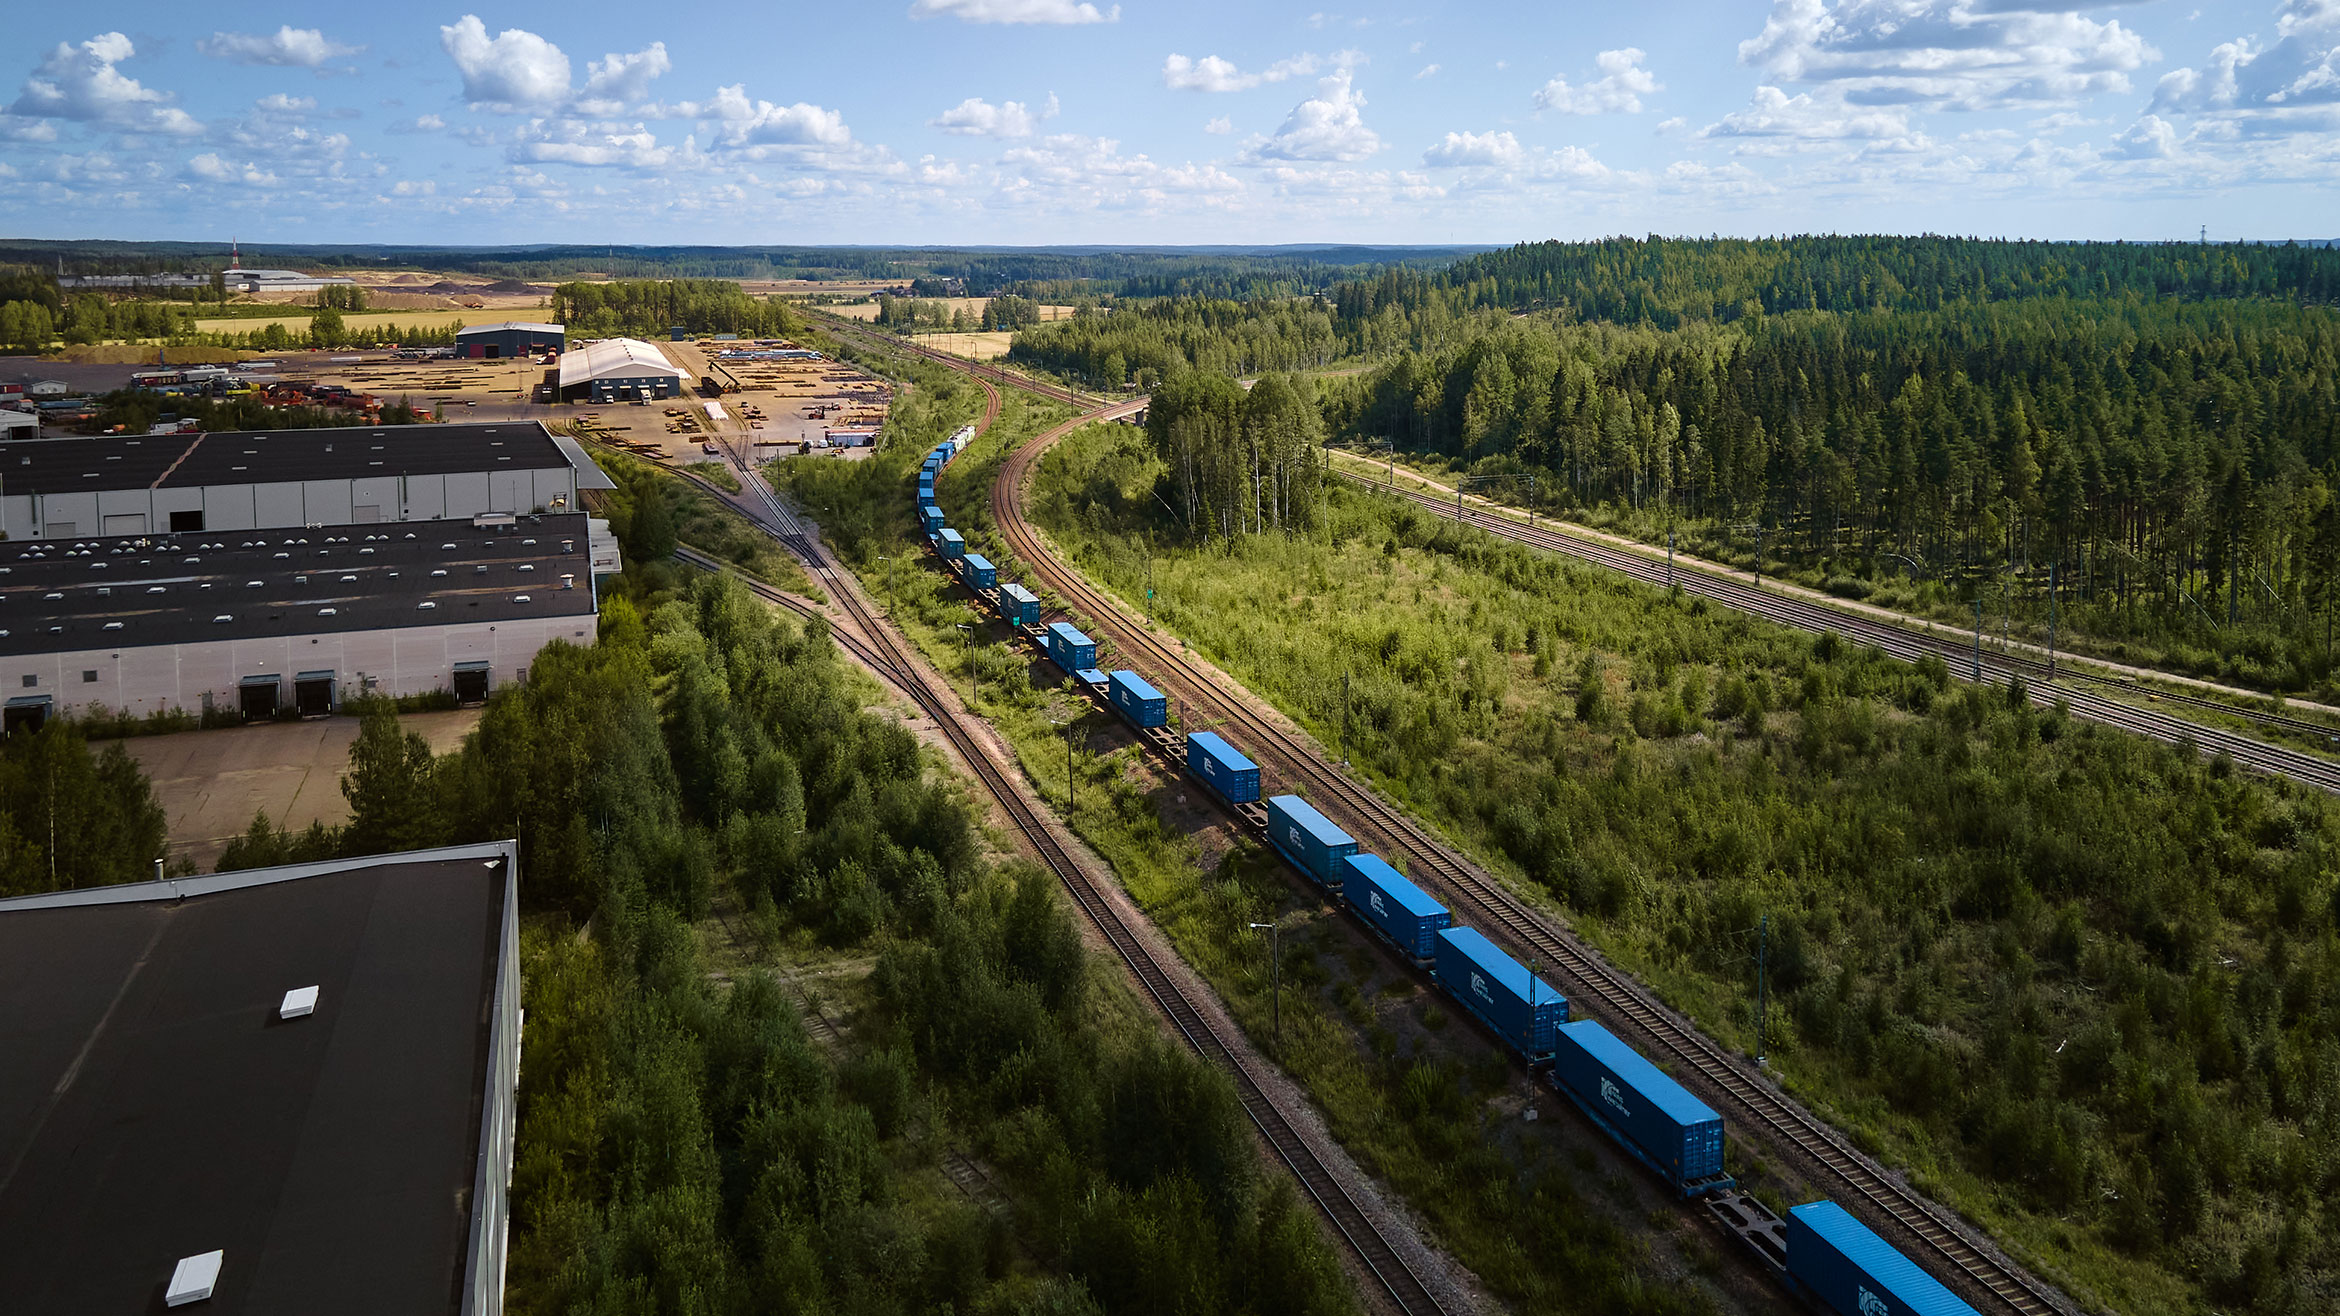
0 422 573 493
0 511 598 659
456 321 565 338
0 841 519 1315
558 337 688 388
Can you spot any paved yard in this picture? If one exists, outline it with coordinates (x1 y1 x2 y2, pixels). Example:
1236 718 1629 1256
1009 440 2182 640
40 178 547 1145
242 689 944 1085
108 710 482 870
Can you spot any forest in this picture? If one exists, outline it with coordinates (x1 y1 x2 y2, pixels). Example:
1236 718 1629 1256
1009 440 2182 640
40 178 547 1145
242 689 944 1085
212 560 1353 1315
550 278 803 340
1008 237 2340 695
1033 422 2340 1316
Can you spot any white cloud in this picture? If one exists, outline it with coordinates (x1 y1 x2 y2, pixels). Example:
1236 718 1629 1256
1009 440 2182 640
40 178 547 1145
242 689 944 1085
0 115 59 142
910 0 1119 23
1738 0 2157 110
998 132 1244 209
520 124 692 170
1204 115 1233 134
1533 48 1661 114
2107 112 2181 157
1703 85 1922 141
198 27 359 68
1163 52 1320 92
440 16 573 109
930 93 1059 137
389 179 438 197
1422 129 1524 167
1420 130 1612 182
8 32 203 135
255 93 317 116
2153 0 2340 135
1241 70 1381 162
184 153 278 187
576 43 672 112
687 86 855 148
1415 63 1441 79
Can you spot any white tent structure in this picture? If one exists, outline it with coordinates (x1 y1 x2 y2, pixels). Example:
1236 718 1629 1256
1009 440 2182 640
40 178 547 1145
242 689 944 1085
557 338 689 403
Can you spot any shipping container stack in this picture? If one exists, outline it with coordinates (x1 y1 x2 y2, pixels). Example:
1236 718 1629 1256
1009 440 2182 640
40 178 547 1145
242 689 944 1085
1045 621 1096 674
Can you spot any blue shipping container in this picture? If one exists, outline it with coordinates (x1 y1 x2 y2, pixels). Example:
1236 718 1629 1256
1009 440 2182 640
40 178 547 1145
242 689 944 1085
1341 854 1448 959
1109 669 1167 727
1265 795 1358 887
962 554 997 588
936 529 965 560
919 505 945 533
1551 1020 1725 1185
1786 1201 1979 1316
1186 732 1260 804
997 582 1040 627
1435 927 1567 1059
1046 621 1095 671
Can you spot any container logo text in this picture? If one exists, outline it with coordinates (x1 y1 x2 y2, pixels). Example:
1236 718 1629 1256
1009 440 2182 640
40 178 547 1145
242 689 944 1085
1600 1076 1629 1119
1368 891 1386 917
1470 971 1491 1005
1858 1287 1887 1316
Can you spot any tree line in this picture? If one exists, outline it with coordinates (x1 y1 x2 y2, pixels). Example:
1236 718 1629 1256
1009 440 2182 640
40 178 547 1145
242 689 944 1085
550 279 803 340
1146 372 1328 542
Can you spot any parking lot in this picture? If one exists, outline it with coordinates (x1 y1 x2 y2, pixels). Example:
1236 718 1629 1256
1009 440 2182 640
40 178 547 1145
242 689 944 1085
111 710 483 869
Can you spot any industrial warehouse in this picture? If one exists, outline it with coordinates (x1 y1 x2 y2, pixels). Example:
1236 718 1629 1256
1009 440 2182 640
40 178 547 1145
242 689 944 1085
455 321 566 359
0 422 618 726
0 841 521 1313
557 337 689 403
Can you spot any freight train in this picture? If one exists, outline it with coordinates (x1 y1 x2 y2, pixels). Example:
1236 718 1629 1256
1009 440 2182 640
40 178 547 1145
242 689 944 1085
912 451 1984 1316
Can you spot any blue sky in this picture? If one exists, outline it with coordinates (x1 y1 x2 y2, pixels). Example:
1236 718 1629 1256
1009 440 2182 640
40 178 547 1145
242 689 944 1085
0 2 2334 246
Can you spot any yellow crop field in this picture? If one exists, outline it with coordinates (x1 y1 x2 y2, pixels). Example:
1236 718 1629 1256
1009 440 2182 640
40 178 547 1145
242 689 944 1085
192 308 485 336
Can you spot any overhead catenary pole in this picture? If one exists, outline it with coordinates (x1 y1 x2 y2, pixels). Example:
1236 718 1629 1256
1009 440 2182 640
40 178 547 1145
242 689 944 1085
2049 561 2059 680
1973 596 1984 682
1756 914 1769 1068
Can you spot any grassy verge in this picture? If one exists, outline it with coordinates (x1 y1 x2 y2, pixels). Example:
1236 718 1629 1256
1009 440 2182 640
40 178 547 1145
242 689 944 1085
781 407 1746 1315
587 445 821 600
1331 445 2340 705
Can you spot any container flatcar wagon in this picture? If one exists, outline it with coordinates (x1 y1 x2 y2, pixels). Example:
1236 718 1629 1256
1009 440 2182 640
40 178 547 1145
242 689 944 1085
919 504 945 534
1341 854 1448 960
1187 732 1261 805
1265 794 1358 889
1109 669 1167 728
997 582 1041 627
1550 1020 1730 1195
962 554 997 589
935 529 966 560
1435 926 1567 1061
1786 1201 1980 1316
1045 621 1096 672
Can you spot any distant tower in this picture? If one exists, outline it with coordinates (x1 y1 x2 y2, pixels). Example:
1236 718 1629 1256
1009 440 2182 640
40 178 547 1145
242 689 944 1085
229 236 241 270
2200 224 2208 245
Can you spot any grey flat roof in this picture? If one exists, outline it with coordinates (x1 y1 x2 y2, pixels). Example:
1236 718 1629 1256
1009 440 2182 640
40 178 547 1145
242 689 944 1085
0 511 597 659
0 422 572 494
0 845 515 1315
456 322 564 337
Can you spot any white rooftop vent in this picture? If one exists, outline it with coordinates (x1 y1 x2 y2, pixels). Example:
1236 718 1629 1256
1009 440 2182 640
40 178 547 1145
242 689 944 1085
165 1250 223 1306
279 985 319 1019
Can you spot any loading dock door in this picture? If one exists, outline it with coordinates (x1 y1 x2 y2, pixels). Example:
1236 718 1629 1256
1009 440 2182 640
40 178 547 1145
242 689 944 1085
294 670 336 718
4 695 51 735
239 675 281 721
452 660 490 705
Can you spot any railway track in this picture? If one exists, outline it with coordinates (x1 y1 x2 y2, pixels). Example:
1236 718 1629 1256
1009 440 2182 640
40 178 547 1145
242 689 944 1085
1353 472 2340 797
663 433 1452 1316
984 411 2072 1316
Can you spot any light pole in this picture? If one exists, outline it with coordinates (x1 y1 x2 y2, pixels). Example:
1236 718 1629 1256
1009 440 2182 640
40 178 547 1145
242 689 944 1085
954 623 973 705
1248 920 1281 1052
1049 717 1076 810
